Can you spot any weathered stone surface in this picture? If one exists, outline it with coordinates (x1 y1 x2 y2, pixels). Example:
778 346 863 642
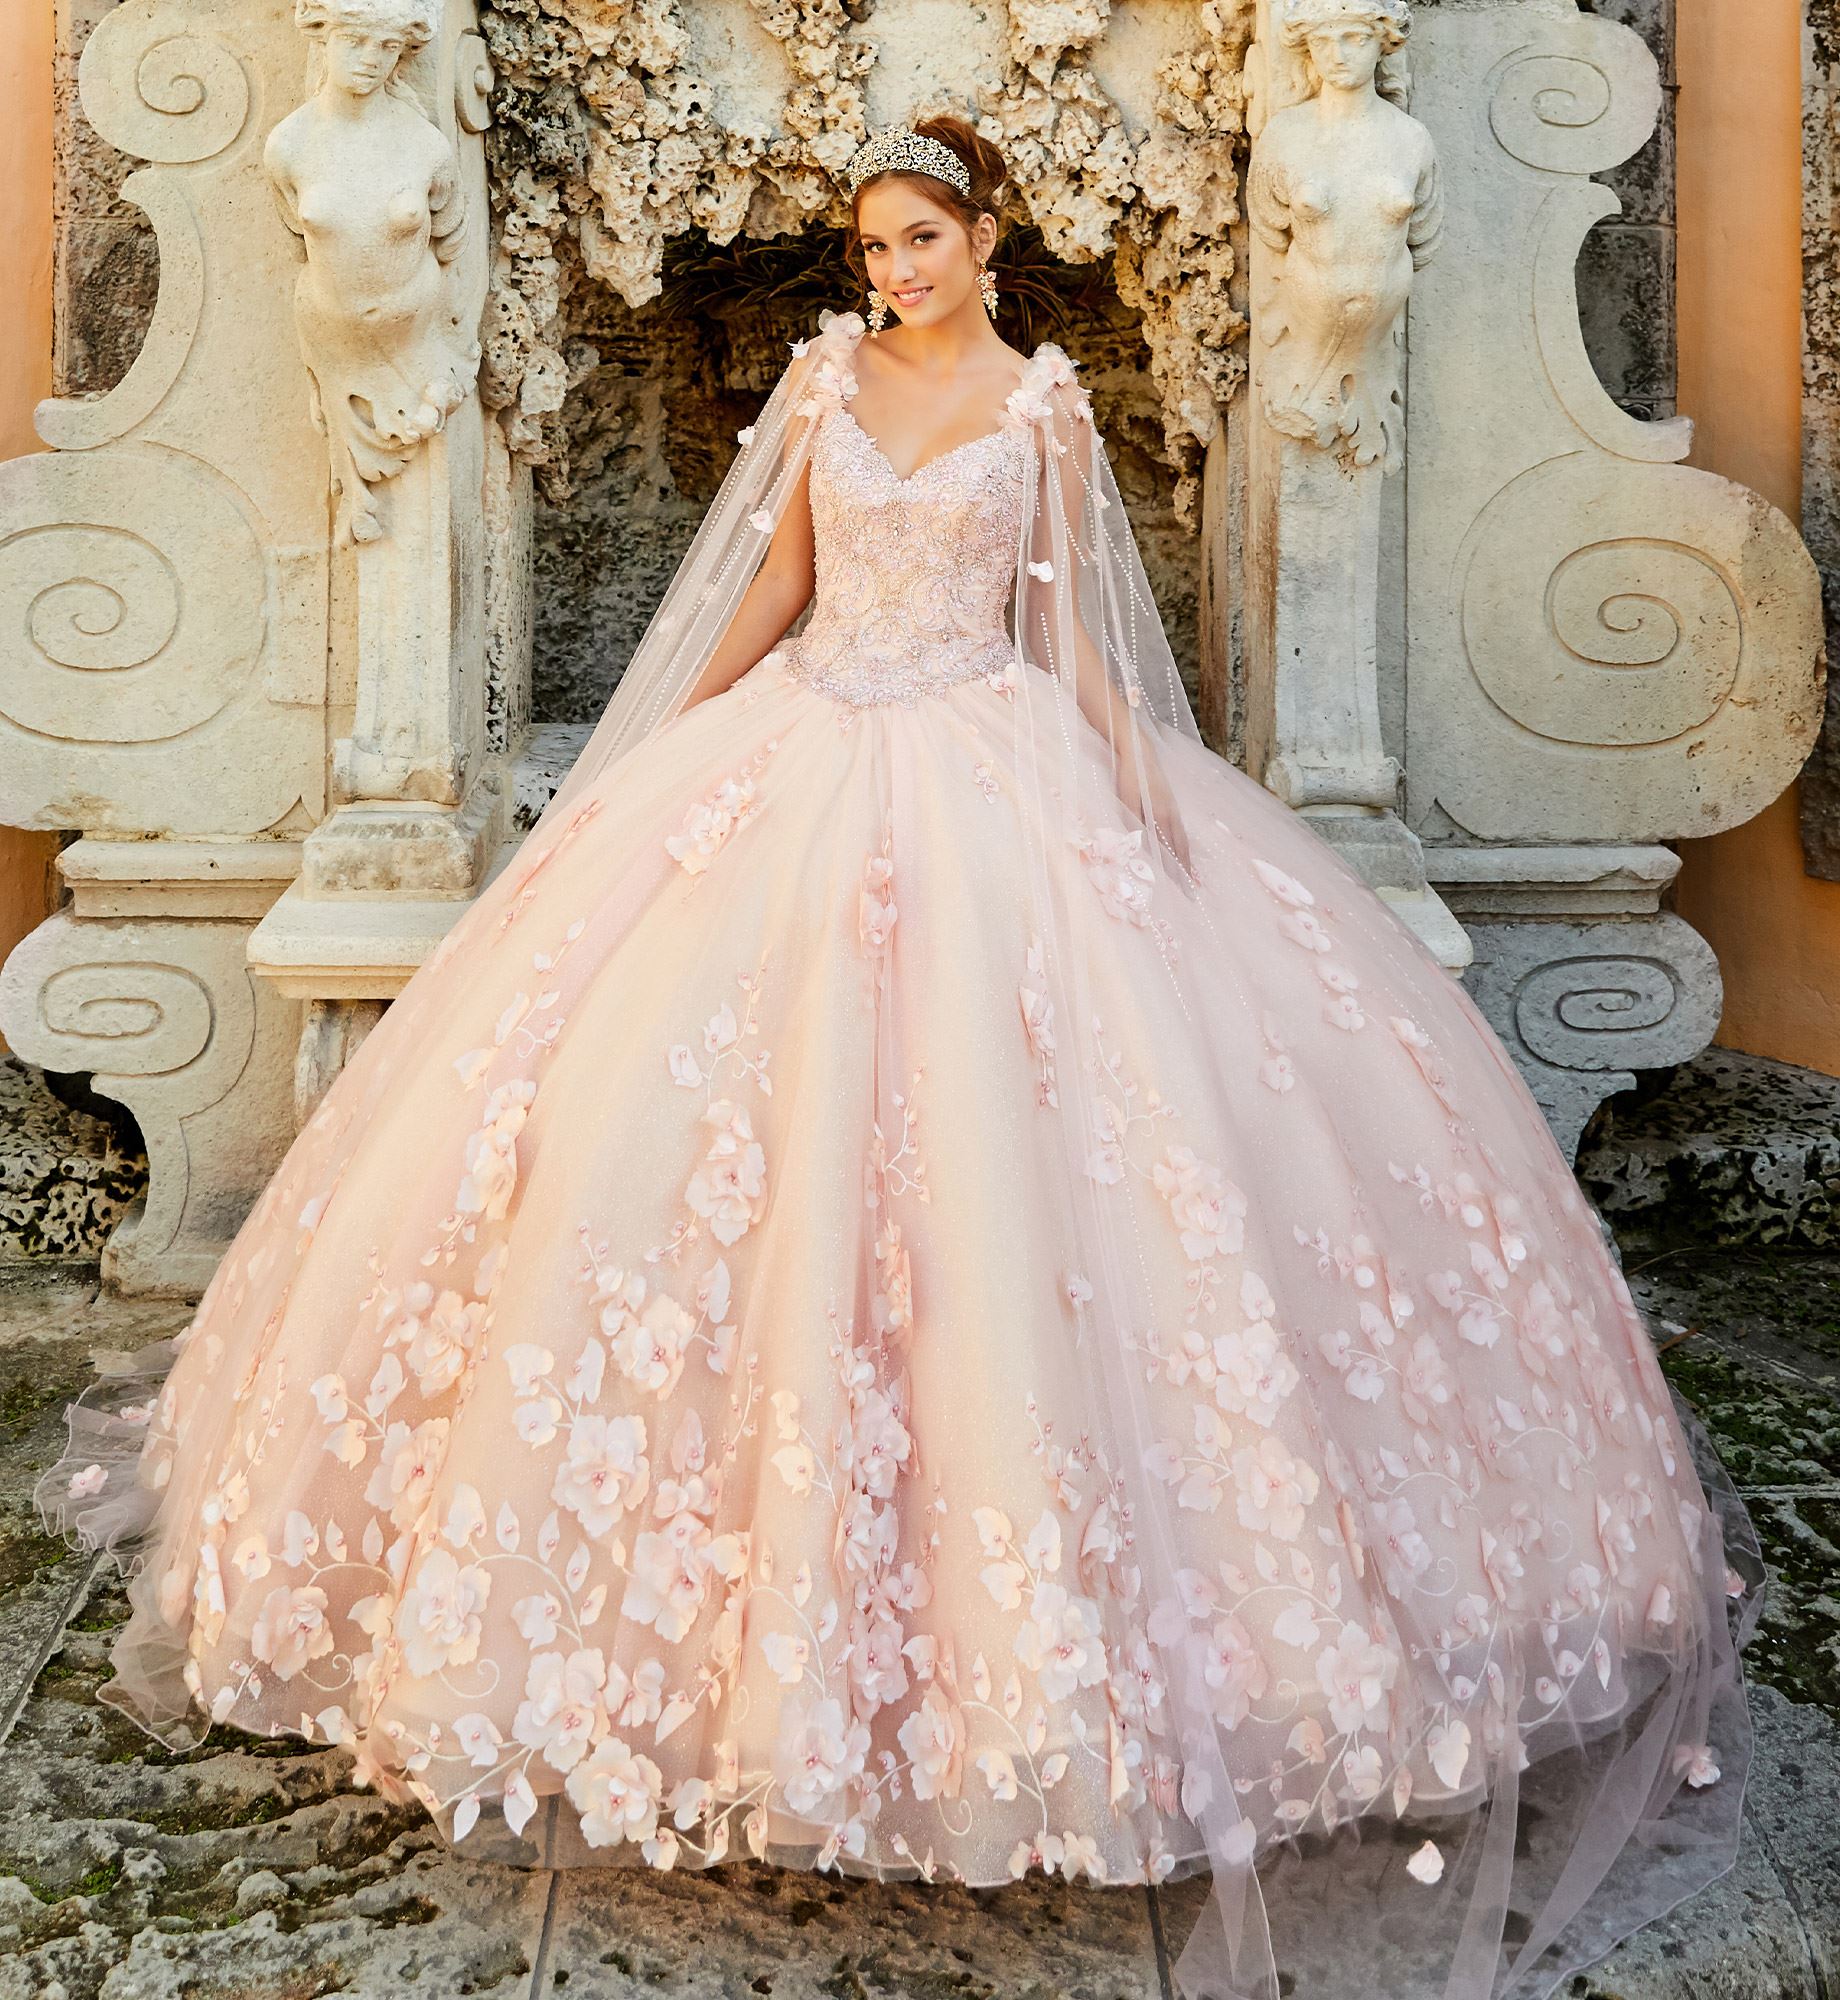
53 0 158 401
1576 218 1677 423
55 218 161 401
1628 1242 1840 1721
534 1864 1162 1997
0 1269 187 1757
1580 1047 1840 1248
0 1060 144 1264
1801 0 1840 877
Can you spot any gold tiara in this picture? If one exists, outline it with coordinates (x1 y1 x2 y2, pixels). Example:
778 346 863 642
844 127 972 200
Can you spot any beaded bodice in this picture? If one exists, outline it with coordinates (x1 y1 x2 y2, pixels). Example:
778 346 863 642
777 326 1068 709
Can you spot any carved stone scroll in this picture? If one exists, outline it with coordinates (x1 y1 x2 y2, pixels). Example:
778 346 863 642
0 0 329 839
0 843 302 1295
1405 3 1824 846
1428 842 1722 1158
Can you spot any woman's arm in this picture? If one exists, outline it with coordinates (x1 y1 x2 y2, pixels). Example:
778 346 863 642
679 457 817 710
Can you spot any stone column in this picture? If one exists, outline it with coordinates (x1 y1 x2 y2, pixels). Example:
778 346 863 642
248 8 518 1117
1241 0 1471 970
258 6 503 903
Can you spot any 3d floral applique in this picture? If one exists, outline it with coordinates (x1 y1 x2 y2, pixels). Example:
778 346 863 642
1071 821 1155 925
1019 936 1060 1109
664 740 780 878
651 951 776 1270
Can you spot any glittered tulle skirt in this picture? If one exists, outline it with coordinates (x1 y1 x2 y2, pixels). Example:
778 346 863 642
39 652 1762 2000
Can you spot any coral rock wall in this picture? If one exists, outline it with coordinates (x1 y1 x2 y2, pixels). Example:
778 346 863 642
477 0 1256 515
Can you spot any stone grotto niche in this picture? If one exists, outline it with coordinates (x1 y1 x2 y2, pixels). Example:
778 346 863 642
469 0 1259 770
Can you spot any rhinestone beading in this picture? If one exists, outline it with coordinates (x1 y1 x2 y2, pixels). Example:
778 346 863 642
778 402 1030 711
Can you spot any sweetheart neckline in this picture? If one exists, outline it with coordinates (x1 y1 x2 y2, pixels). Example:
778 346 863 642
833 405 1022 488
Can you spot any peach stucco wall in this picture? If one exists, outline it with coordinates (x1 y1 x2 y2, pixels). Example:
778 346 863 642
0 0 61 1054
1674 0 1840 1076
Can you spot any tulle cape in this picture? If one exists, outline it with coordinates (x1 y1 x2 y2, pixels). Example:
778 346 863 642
37 306 1761 2000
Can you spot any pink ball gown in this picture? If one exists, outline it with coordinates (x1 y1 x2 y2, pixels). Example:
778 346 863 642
41 311 1758 2000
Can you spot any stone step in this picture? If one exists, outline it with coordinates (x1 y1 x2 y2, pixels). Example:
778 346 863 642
1579 1047 1840 1249
0 1056 146 1264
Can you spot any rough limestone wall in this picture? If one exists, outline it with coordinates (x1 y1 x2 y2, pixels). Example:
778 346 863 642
1575 0 1678 425
52 0 158 399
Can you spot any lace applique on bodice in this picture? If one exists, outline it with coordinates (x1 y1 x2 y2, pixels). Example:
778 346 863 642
775 325 1069 710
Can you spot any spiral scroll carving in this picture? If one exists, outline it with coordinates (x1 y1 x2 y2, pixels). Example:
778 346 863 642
79 11 251 165
0 450 267 745
1461 456 1744 748
1513 955 1684 1072
38 959 216 1080
1488 25 1659 177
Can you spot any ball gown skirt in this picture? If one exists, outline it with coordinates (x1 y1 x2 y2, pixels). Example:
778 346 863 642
39 372 1759 2000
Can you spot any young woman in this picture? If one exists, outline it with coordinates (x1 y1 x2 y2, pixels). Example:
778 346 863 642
43 108 1759 2000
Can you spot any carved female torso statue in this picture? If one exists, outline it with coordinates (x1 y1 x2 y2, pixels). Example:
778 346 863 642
1248 1 1441 473
265 0 478 542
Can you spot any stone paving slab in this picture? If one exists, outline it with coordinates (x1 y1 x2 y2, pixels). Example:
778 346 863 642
0 1243 1833 2000
530 1866 1164 1998
0 1269 190 1752
1630 1246 1840 1720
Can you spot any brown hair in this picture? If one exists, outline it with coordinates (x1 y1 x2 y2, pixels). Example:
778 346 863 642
843 115 1011 287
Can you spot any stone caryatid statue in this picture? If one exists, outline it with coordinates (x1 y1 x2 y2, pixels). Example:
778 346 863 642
1240 0 1466 968
1248 0 1442 474
265 0 480 544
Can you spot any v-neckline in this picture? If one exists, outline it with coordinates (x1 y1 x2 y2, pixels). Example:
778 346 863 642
837 405 1017 487
834 339 1048 486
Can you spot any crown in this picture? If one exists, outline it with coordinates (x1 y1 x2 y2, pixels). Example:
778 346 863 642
844 127 972 200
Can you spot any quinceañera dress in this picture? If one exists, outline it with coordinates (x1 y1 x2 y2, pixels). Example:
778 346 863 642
44 309 1760 2000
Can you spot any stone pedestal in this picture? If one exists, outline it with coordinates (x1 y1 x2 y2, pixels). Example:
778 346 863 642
1427 845 1722 1161
1250 445 1397 814
0 841 302 1295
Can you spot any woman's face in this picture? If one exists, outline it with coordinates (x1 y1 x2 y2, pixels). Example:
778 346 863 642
1305 20 1383 90
326 23 407 96
856 183 994 326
